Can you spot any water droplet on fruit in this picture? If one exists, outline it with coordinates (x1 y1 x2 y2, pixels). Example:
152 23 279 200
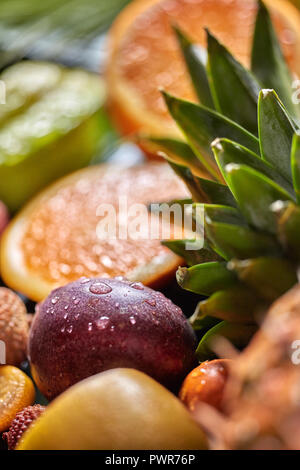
96 316 109 330
67 325 73 334
88 322 93 331
74 298 80 305
74 313 80 320
51 296 59 305
89 282 112 295
64 305 69 310
63 312 69 320
145 298 156 307
115 302 120 308
101 255 113 268
61 326 65 333
80 277 90 284
130 282 144 290
129 316 136 325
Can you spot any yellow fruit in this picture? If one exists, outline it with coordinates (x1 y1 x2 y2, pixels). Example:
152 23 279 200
18 368 208 450
0 366 35 432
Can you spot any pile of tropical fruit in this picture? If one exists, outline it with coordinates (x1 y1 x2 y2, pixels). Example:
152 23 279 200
1 0 300 450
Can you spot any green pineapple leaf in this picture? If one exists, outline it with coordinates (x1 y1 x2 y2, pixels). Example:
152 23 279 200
192 178 238 208
196 321 257 361
173 26 214 108
205 216 280 260
167 160 208 202
258 89 295 182
228 257 297 302
273 200 300 262
194 285 262 323
161 91 260 179
203 204 246 226
162 239 222 266
189 311 220 332
168 159 237 206
251 0 298 119
206 29 260 135
224 163 294 234
144 136 209 177
176 262 237 296
212 138 294 195
291 132 300 203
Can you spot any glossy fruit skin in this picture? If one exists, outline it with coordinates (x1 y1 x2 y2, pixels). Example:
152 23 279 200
29 277 197 400
18 368 207 450
0 201 9 237
179 359 232 413
0 366 35 432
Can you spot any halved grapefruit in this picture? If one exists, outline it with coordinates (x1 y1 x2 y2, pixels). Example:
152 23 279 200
107 0 300 139
0 163 190 302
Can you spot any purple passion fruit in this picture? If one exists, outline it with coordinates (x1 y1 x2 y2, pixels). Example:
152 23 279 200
29 277 197 400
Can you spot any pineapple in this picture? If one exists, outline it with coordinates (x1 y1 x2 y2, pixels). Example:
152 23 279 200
148 0 300 448
146 0 300 361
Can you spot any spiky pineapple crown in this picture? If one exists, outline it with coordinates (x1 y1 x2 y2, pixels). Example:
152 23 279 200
149 0 300 359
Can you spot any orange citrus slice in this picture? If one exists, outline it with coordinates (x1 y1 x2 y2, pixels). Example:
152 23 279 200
107 0 300 139
0 366 35 432
0 162 189 302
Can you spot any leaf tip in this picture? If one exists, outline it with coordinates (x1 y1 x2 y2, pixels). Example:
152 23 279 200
211 137 223 151
205 28 219 49
224 163 241 175
259 88 276 100
172 24 190 47
160 89 173 106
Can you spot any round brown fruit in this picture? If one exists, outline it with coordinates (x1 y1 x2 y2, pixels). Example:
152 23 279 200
29 277 197 400
179 359 232 413
0 287 29 366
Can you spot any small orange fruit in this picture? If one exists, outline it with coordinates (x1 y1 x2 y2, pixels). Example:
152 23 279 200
107 0 300 140
179 359 232 413
1 162 189 302
0 366 35 432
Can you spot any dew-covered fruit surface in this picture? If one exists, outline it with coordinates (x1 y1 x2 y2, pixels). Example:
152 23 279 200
179 359 232 413
29 277 197 400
